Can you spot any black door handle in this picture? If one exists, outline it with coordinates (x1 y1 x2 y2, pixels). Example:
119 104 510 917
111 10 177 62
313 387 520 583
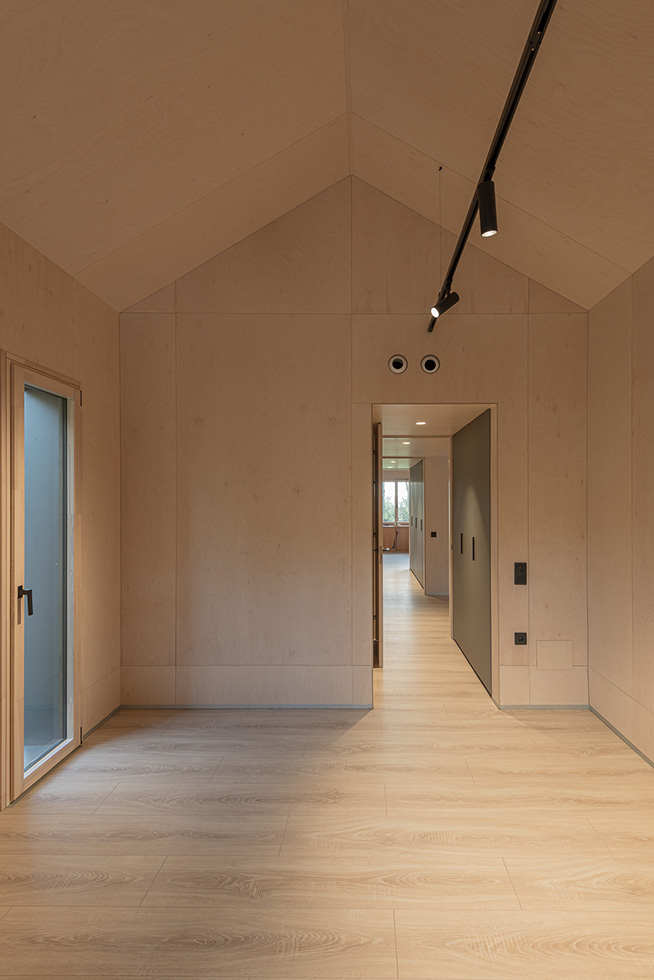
18 586 33 617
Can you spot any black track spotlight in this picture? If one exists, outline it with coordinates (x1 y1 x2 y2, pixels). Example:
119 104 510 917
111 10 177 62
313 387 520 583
478 180 498 237
428 291 460 330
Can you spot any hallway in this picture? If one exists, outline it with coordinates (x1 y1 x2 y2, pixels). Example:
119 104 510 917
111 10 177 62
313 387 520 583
0 554 653 976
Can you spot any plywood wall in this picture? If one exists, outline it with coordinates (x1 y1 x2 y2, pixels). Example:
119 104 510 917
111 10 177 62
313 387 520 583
120 177 589 709
588 258 654 762
0 222 121 735
120 180 358 706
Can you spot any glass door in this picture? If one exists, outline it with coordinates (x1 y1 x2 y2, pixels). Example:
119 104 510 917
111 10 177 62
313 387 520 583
9 363 80 800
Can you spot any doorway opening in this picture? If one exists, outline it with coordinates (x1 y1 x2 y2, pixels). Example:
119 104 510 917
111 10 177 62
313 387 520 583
372 402 497 698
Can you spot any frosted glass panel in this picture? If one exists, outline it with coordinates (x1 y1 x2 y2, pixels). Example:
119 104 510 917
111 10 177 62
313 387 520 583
23 386 68 771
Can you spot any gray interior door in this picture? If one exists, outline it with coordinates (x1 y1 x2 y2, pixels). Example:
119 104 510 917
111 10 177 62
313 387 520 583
451 410 491 694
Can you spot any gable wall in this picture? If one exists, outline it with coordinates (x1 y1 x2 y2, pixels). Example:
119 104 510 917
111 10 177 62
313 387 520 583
120 177 589 709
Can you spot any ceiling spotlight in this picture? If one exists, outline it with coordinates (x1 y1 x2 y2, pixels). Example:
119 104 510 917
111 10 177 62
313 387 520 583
430 291 460 320
478 179 498 237
402 441 410 445
416 421 427 426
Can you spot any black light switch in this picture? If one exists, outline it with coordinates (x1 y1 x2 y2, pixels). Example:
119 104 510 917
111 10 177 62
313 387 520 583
514 562 527 585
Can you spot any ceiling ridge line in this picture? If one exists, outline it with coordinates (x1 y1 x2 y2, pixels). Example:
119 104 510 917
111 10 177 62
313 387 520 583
342 0 354 176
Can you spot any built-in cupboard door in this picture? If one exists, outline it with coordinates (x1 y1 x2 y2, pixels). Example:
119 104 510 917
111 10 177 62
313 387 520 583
451 409 491 694
6 360 81 803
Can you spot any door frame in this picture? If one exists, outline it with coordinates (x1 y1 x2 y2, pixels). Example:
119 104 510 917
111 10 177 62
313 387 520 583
0 353 82 808
372 422 383 667
361 403 499 703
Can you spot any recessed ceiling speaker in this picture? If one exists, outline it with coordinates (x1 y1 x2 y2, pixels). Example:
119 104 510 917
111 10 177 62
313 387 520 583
420 355 440 374
388 354 408 374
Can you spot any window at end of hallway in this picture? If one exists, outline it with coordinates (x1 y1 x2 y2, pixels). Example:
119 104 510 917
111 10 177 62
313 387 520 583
383 480 409 524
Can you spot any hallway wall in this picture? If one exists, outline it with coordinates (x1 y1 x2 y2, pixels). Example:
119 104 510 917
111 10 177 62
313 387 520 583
588 256 654 761
0 222 121 736
120 177 589 708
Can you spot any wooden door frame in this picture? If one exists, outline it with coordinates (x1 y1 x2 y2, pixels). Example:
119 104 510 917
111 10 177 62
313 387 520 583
0 353 82 808
372 422 384 667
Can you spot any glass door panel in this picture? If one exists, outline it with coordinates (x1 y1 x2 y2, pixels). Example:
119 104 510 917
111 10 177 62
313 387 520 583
7 361 80 803
23 386 69 772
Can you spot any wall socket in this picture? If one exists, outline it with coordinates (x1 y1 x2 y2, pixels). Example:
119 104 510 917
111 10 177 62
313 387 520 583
514 632 527 645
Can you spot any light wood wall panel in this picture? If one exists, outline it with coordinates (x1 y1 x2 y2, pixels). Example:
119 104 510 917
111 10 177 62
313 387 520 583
632 256 654 715
590 669 654 767
587 256 654 764
120 314 176 678
175 314 352 673
177 181 351 314
80 116 350 311
175 666 354 707
351 114 444 226
73 283 121 711
0 224 74 378
587 280 633 694
351 179 527 316
528 313 588 704
119 180 359 708
352 178 441 314
81 668 120 734
0 222 121 738
529 281 585 315
125 285 176 314
495 392 529 674
352 665 373 706
122 667 176 707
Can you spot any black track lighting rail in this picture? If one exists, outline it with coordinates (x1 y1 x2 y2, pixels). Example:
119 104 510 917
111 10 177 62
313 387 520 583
428 0 558 331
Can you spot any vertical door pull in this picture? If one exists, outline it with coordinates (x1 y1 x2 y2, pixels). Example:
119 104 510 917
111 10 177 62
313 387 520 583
18 586 33 616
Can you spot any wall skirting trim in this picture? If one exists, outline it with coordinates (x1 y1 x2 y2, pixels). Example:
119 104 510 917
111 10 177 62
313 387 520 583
501 704 589 710
590 706 654 770
120 703 374 710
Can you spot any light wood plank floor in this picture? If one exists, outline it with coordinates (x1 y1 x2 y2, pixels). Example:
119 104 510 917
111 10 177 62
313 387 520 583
1 552 654 978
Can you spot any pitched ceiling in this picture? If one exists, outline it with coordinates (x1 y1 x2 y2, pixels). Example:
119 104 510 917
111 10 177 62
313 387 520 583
1 0 652 311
